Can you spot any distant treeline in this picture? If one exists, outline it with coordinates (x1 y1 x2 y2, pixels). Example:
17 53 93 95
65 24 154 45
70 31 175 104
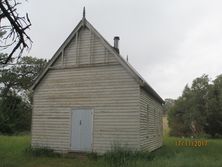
168 74 222 138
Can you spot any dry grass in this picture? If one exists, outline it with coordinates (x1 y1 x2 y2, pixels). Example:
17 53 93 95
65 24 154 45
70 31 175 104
163 116 169 136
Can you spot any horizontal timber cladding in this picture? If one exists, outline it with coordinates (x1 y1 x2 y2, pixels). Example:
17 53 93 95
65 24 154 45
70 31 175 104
52 26 117 67
31 64 140 153
139 88 163 151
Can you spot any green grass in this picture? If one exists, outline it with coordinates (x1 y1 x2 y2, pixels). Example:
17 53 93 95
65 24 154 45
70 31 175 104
0 135 222 167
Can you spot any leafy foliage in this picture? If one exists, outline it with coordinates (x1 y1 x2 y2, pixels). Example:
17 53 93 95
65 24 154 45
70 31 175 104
0 94 31 134
205 75 222 137
0 56 47 102
168 74 222 137
0 56 47 134
163 98 175 115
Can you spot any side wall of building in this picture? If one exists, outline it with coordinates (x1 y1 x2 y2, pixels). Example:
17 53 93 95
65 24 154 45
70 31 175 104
139 88 163 151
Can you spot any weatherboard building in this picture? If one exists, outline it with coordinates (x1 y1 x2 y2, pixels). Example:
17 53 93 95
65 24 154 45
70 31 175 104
31 9 164 154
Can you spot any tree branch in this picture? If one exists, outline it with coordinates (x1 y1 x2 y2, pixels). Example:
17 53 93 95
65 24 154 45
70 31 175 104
0 0 32 64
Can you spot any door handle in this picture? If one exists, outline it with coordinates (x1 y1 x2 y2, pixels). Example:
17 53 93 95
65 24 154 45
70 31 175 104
80 120 82 125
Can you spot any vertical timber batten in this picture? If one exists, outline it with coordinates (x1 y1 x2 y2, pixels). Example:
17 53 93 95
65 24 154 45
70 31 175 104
62 50 64 65
89 30 93 64
104 48 107 63
76 32 79 65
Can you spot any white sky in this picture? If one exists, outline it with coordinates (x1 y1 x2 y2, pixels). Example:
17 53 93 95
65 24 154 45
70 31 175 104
19 0 222 99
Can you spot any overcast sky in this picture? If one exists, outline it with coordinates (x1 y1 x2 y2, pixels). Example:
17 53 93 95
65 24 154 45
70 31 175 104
20 0 222 99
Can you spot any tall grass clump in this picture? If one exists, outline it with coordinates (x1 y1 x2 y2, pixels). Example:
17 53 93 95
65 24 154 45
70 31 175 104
104 144 134 167
104 144 154 167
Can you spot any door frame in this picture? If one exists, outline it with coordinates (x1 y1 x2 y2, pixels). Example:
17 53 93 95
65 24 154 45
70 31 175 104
69 107 94 152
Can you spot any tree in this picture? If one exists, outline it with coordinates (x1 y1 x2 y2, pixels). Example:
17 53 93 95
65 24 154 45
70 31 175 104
205 75 222 137
188 75 209 134
0 56 47 134
0 0 31 64
168 75 211 137
0 94 31 134
0 56 47 102
168 74 222 138
163 98 175 115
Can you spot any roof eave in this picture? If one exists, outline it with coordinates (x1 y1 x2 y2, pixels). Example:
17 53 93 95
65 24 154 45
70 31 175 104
142 82 165 104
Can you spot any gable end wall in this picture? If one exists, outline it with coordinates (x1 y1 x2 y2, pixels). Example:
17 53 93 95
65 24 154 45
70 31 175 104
31 25 141 154
31 21 163 154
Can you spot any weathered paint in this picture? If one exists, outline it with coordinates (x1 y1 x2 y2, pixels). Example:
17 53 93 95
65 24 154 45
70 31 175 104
139 88 163 151
31 19 163 154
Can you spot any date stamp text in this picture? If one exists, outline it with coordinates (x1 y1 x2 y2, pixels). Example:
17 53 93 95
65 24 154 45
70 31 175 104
175 140 208 147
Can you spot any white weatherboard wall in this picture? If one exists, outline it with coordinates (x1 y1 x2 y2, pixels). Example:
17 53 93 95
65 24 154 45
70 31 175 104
139 88 163 151
31 27 141 153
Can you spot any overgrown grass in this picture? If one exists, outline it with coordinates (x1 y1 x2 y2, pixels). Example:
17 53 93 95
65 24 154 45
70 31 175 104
25 146 60 157
104 144 155 167
0 135 222 167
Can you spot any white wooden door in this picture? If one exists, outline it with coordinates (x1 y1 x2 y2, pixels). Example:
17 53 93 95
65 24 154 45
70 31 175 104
71 109 93 151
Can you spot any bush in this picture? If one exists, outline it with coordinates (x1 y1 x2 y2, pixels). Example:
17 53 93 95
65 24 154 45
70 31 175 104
0 95 31 134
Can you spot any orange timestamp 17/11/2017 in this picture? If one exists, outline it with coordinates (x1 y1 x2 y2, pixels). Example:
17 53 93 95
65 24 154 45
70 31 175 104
175 140 208 147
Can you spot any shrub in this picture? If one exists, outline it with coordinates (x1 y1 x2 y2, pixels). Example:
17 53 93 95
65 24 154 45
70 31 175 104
0 95 31 134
